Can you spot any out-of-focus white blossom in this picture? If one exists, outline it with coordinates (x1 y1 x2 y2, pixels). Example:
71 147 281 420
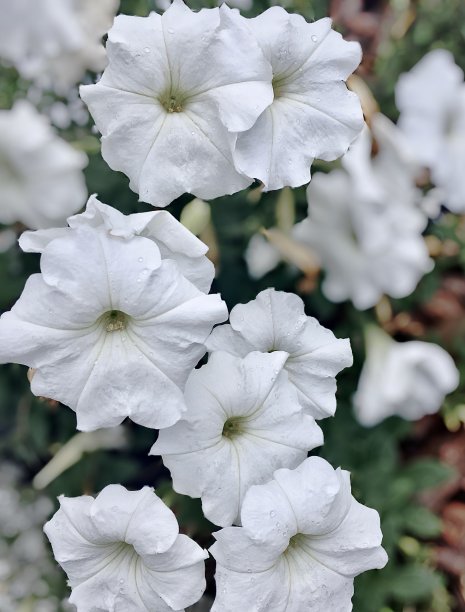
233 10 363 190
152 351 323 527
206 289 352 418
343 115 427 231
210 456 388 611
396 49 465 212
0 464 62 612
354 325 459 427
80 0 273 207
0 196 227 431
293 123 433 309
0 101 87 229
245 233 282 279
0 0 119 94
44 485 207 611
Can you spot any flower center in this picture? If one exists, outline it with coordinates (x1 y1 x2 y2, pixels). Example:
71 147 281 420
283 533 307 560
272 74 288 99
159 90 185 113
222 416 246 439
102 310 128 332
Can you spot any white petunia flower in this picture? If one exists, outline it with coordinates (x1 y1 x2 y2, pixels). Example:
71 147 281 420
293 130 433 309
20 194 215 293
210 456 388 612
354 326 459 427
233 9 363 191
0 101 87 229
151 351 323 527
44 485 207 612
206 289 352 419
80 0 273 207
396 49 465 212
0 0 119 94
0 197 227 431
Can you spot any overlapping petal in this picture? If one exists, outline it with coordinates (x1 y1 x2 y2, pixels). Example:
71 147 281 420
80 0 273 207
151 351 323 526
206 289 352 418
233 10 363 190
210 457 387 612
44 485 207 611
0 198 227 431
20 195 215 292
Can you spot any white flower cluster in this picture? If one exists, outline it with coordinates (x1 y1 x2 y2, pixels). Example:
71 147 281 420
2 198 386 610
0 0 119 94
80 0 363 207
0 2 393 610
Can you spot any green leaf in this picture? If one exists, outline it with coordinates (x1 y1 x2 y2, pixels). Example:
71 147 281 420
403 506 442 539
401 459 456 491
390 566 442 603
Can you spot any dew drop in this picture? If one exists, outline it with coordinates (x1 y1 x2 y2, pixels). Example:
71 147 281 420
311 35 318 42
144 47 150 53
138 257 143 263
167 28 174 34
270 510 276 518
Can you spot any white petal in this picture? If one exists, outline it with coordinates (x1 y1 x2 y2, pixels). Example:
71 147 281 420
81 2 273 206
209 289 352 418
89 485 178 555
139 535 207 610
205 325 253 357
212 558 288 612
234 11 362 190
308 499 388 576
155 352 322 527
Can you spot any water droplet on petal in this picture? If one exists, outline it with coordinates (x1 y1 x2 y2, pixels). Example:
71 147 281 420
311 35 318 42
167 28 174 34
270 510 276 517
138 257 143 263
144 47 150 53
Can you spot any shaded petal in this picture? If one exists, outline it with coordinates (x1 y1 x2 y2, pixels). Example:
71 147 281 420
308 499 388 576
212 558 288 612
137 107 250 206
205 324 253 357
140 534 207 610
90 486 178 555
210 527 278 572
